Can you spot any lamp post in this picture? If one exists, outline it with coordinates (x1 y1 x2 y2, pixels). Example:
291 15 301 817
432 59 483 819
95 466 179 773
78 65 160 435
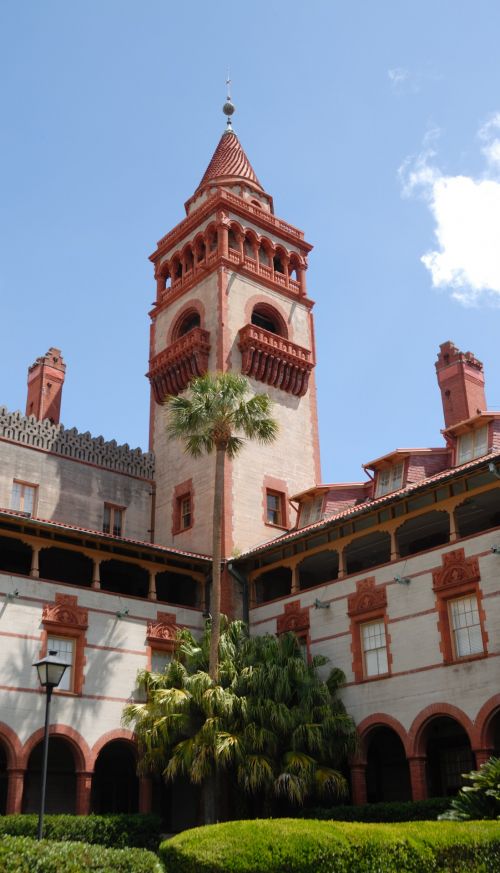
32 651 68 840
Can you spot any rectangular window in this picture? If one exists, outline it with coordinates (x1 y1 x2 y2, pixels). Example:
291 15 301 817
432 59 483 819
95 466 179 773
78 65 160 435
11 481 37 515
266 490 284 526
179 495 192 530
376 464 404 497
361 620 389 677
103 504 124 536
151 650 171 674
47 636 74 692
449 595 484 658
457 426 488 465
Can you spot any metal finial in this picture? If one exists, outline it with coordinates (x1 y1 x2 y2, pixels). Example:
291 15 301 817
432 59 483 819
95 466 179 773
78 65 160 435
223 70 235 132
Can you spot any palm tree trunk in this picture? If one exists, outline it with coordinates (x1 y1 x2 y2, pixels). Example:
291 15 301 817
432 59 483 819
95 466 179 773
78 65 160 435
209 445 225 680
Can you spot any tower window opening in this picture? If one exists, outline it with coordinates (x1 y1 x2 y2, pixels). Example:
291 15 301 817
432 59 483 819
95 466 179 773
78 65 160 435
196 241 206 262
251 304 285 336
174 260 182 279
177 311 201 338
207 230 217 252
228 230 239 251
273 255 284 274
244 238 255 259
184 249 194 272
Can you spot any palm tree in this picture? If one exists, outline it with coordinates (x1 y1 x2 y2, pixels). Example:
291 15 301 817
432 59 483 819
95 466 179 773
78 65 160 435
165 372 278 679
123 621 358 824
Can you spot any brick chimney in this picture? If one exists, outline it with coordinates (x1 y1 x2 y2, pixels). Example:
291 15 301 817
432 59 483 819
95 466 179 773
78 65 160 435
26 348 66 424
435 341 486 428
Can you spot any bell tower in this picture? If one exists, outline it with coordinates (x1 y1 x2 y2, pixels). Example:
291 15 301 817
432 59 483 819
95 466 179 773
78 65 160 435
148 96 321 563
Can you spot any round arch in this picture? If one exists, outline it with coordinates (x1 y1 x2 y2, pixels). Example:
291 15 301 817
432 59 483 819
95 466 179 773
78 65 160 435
0 721 23 769
91 730 139 814
168 299 206 345
90 728 137 770
408 703 478 757
476 694 500 750
21 724 91 772
355 713 410 763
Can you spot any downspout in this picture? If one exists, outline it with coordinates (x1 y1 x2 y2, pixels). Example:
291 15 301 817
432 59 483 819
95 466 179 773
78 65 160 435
227 562 249 626
148 481 156 542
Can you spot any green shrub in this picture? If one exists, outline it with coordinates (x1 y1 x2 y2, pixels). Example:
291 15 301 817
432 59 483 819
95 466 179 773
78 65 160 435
440 756 500 821
0 835 163 873
303 796 449 821
0 814 162 851
159 818 500 872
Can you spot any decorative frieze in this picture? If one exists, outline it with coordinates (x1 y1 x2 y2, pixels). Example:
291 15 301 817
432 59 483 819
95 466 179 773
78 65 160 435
148 328 211 401
238 324 314 396
432 548 480 592
0 406 154 479
348 577 387 617
146 611 178 650
277 600 310 635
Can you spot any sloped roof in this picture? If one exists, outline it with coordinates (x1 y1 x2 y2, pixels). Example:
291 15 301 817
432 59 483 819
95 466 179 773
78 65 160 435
195 131 264 194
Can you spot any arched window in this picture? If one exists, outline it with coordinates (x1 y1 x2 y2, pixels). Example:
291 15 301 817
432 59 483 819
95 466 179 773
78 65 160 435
251 304 286 337
175 310 201 339
228 229 239 251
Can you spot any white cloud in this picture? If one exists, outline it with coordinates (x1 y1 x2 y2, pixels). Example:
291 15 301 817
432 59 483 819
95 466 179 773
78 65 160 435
400 116 500 305
388 68 410 92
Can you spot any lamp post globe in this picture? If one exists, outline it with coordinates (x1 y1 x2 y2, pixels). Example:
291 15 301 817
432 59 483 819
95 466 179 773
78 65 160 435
32 650 68 840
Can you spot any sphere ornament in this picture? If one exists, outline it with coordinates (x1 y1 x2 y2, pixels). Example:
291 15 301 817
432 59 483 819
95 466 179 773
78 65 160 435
223 99 235 117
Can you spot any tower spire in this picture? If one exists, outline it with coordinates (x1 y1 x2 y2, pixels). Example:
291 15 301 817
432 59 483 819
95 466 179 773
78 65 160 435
223 71 235 132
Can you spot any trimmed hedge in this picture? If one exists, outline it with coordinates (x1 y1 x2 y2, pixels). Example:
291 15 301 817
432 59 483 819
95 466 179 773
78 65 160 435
159 818 500 872
0 814 162 851
0 835 163 873
303 796 450 822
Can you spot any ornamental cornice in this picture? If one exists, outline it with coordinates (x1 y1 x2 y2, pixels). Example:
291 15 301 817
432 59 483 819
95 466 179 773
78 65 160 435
432 548 480 592
277 600 310 635
146 611 178 646
347 577 387 618
150 189 311 262
147 328 211 401
239 324 314 396
42 593 88 630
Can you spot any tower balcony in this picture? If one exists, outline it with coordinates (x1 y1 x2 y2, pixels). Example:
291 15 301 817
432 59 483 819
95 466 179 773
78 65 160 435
148 328 211 401
238 324 314 397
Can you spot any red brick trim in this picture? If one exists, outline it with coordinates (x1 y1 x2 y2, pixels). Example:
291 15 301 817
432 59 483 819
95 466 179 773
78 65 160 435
172 479 194 536
167 299 207 345
348 578 391 683
276 599 310 659
90 729 137 769
432 548 488 664
146 610 178 669
263 475 290 530
21 725 92 771
408 703 479 757
354 713 410 764
243 295 291 340
40 593 88 695
475 694 500 749
0 721 23 769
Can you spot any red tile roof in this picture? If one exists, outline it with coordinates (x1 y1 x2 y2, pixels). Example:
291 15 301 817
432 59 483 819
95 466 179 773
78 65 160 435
0 508 211 562
240 451 500 558
195 131 263 194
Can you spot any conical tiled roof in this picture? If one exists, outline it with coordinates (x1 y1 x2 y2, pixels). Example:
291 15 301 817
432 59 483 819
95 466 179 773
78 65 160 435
195 130 264 194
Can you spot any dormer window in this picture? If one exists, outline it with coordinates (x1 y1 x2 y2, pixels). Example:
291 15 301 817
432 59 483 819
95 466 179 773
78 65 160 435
299 496 324 528
457 426 488 465
376 463 404 498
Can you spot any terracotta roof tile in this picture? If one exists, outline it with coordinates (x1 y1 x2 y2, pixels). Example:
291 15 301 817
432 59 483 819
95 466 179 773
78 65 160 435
240 450 500 558
196 131 263 193
0 508 211 562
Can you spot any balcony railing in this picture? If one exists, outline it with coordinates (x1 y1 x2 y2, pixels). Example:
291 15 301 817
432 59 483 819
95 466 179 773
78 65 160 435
148 328 211 401
238 324 314 397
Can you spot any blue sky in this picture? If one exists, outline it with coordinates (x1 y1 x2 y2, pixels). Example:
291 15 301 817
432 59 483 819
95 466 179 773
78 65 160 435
1 1 500 483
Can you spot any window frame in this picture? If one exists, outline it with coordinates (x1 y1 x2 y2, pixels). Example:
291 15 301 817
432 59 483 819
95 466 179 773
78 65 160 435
263 477 290 530
375 463 404 498
172 479 194 535
360 619 389 678
46 635 76 693
40 593 88 697
448 594 484 660
11 480 38 516
103 503 125 537
456 425 489 465
266 490 284 527
347 577 391 683
432 548 488 665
